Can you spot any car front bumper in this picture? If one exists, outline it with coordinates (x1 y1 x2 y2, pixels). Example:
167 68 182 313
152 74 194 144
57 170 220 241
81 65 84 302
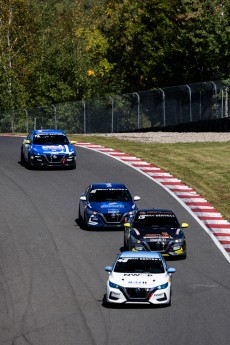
30 154 76 167
106 284 171 305
129 242 186 257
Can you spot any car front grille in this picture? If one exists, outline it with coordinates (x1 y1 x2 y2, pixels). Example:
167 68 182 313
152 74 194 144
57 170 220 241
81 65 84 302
45 154 64 163
103 213 123 224
125 288 150 299
145 240 172 252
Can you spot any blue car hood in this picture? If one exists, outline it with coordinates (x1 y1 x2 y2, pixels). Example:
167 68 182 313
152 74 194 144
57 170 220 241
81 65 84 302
89 201 136 213
32 144 75 154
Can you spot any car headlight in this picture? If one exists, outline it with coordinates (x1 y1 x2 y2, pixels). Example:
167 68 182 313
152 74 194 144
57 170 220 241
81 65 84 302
87 209 98 216
175 238 184 244
109 281 121 289
30 151 39 159
156 282 168 290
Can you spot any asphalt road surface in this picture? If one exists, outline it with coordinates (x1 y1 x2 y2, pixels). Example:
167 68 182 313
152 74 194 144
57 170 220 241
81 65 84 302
0 136 230 345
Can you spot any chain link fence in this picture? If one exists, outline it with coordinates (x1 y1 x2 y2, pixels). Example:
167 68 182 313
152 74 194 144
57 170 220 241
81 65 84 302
0 80 229 134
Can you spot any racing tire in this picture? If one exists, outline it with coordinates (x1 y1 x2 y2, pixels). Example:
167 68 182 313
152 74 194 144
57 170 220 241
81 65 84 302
164 289 172 307
27 154 33 170
78 206 82 222
20 148 25 165
123 234 128 250
102 295 111 308
66 163 76 170
180 250 187 260
82 214 88 230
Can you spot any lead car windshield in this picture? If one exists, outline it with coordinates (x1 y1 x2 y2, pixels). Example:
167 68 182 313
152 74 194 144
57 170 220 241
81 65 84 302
33 135 69 145
89 189 132 202
134 214 179 229
114 258 165 274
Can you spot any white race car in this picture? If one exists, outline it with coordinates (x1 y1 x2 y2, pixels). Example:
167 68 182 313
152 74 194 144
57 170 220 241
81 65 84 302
104 251 175 306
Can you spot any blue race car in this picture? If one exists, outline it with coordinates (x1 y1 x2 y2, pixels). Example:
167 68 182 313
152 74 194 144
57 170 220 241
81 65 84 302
21 129 76 169
78 183 140 229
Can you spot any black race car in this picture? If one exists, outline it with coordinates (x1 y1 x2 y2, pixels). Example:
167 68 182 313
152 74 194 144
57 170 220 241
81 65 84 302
124 209 188 259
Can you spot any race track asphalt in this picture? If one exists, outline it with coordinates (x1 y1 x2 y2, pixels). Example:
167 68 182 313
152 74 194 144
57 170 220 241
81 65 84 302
0 136 230 345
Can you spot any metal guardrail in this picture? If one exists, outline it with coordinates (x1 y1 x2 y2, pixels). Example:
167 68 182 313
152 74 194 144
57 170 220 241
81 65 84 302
0 80 229 134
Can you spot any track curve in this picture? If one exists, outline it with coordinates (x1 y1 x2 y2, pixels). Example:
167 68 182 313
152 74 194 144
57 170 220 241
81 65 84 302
0 136 230 345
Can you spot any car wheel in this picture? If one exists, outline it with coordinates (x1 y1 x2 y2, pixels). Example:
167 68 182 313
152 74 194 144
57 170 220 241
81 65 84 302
78 206 82 221
27 154 32 169
20 148 25 165
128 242 133 251
181 253 187 260
82 213 88 230
123 234 127 250
165 289 172 307
102 295 111 308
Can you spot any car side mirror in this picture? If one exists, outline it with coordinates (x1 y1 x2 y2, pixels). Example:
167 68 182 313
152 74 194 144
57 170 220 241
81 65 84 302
181 223 189 228
25 139 31 144
124 222 131 227
70 141 76 144
105 266 112 272
80 196 87 201
167 267 176 273
133 196 140 201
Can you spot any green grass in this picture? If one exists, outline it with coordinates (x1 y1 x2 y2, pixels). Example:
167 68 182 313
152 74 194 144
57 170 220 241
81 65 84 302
71 134 230 222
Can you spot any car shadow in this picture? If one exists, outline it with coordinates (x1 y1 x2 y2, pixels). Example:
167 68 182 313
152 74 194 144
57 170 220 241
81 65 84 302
101 295 169 309
75 218 124 232
18 160 75 171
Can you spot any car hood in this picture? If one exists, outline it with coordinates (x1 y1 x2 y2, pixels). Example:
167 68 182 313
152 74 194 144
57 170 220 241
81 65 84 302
135 228 181 240
88 201 136 213
32 144 75 155
109 272 168 288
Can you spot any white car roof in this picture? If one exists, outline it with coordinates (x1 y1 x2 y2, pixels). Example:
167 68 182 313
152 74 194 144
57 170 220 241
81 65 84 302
119 251 161 259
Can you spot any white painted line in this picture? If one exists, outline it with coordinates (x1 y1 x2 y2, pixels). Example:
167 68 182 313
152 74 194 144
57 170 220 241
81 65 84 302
147 172 173 177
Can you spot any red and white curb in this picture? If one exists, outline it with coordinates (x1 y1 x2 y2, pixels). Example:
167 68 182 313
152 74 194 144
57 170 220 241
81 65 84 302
76 142 230 263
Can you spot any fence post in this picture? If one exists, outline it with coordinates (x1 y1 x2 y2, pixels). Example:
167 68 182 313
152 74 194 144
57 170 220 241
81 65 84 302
24 109 28 133
211 81 218 118
108 96 114 133
225 87 229 117
133 92 140 129
186 85 192 121
82 100 86 133
159 89 166 126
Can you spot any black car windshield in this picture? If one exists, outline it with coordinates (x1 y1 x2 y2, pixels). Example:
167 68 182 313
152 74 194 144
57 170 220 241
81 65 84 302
134 214 179 229
33 134 69 145
114 258 165 274
89 189 132 202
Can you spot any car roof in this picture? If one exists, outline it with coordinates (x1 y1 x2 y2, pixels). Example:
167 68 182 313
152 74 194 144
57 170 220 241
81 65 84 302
32 129 66 135
136 208 175 215
119 251 162 259
90 183 128 190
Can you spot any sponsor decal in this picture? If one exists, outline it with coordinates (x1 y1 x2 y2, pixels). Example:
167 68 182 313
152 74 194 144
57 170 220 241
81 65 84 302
127 281 148 284
138 214 175 219
154 292 164 297
42 145 64 150
101 204 124 208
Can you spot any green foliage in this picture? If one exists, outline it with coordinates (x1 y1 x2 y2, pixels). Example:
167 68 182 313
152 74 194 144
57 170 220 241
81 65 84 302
0 0 229 110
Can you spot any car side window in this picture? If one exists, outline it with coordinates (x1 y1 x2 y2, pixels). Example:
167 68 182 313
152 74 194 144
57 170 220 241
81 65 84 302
85 187 91 199
29 132 33 142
